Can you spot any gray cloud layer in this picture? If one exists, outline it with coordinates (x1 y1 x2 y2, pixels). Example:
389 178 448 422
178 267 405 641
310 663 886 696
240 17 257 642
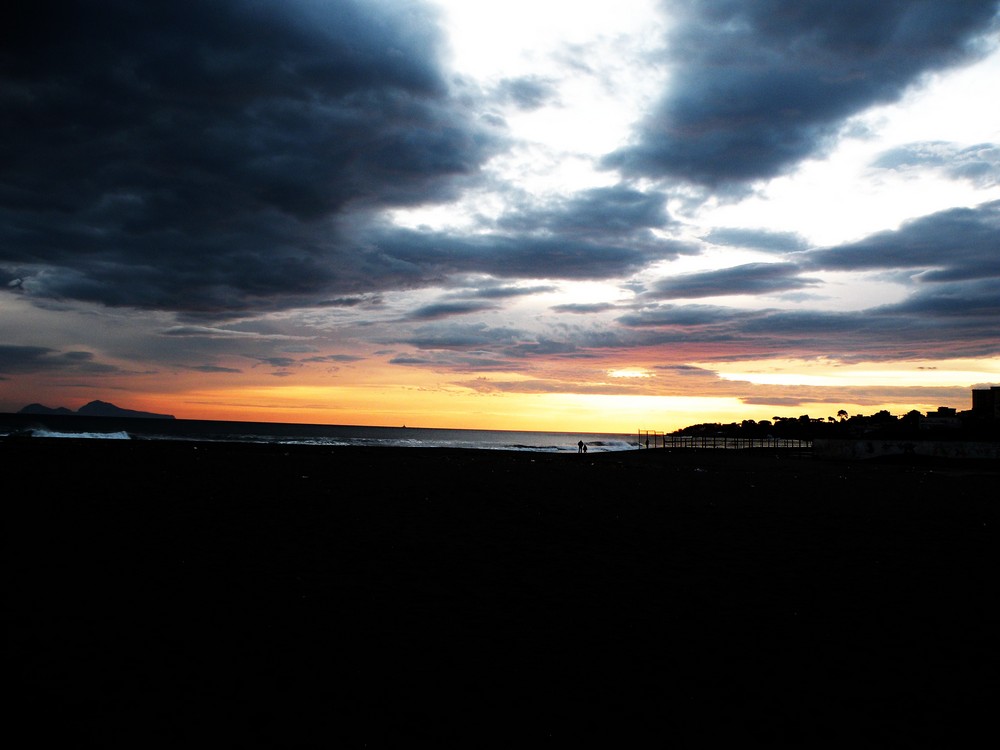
615 200 1000 358
872 142 1000 188
3 0 998 320
2 0 999 394
0 1 698 315
648 262 821 299
1 0 502 312
804 199 1000 283
604 0 1000 187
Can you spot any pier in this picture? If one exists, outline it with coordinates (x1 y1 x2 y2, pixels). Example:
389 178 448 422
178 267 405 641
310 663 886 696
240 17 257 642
639 430 812 451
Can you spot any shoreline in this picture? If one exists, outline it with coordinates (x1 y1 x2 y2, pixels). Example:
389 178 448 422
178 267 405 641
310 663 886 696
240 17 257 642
0 411 638 452
7 439 998 743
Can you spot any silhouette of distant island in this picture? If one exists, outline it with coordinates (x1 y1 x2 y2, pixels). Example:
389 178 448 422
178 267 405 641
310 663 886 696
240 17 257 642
18 400 175 420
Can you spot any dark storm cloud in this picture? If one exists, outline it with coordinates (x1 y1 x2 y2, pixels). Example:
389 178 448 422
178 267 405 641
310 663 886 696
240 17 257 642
256 357 299 369
617 304 740 327
0 0 503 314
871 141 1000 187
444 281 557 300
647 263 821 299
363 223 689 284
804 200 1000 282
347 184 686 286
473 284 557 299
604 0 1000 186
0 346 62 374
161 326 261 338
879 278 1000 318
496 185 674 243
389 349 531 372
551 302 618 314
302 354 364 364
744 305 997 360
739 309 889 336
619 299 1000 360
0 345 119 374
321 295 381 309
191 365 242 374
352 184 691 288
395 322 584 360
407 301 500 320
401 323 525 349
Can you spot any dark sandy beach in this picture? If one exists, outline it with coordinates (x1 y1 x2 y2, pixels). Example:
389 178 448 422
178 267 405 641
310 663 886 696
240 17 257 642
6 438 997 745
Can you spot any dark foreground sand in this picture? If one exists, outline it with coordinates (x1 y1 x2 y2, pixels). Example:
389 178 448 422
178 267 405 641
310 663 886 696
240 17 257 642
6 439 998 745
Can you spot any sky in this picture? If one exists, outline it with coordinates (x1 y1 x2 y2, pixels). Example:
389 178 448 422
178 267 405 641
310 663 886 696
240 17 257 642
2 0 1000 434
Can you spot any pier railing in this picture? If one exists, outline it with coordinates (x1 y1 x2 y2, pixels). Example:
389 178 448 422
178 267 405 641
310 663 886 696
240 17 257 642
639 432 813 450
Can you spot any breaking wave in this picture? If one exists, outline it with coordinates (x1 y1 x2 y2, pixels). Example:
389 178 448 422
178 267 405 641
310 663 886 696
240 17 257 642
12 428 132 440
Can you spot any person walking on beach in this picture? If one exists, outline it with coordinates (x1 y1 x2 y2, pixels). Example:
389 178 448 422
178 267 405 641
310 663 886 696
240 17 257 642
578 440 585 453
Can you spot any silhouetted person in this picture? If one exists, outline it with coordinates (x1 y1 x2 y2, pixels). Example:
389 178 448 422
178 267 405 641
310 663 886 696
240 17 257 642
578 440 584 453
583 443 588 453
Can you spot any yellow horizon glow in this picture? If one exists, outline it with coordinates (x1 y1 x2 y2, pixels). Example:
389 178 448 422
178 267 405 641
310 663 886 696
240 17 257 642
10 355 995 435
115 383 969 436
127 383 749 433
706 357 1000 388
12 380 975 435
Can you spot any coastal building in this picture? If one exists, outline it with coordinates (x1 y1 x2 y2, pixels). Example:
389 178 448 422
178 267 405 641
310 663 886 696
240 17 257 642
971 386 1000 421
919 406 961 431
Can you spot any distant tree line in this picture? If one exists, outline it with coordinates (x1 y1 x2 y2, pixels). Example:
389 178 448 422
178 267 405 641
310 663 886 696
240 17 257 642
672 407 999 441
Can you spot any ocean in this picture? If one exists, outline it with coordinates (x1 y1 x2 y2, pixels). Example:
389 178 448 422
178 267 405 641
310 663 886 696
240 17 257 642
0 413 637 453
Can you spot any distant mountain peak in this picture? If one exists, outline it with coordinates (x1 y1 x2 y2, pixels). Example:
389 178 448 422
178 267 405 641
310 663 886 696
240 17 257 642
18 403 75 416
19 400 175 419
